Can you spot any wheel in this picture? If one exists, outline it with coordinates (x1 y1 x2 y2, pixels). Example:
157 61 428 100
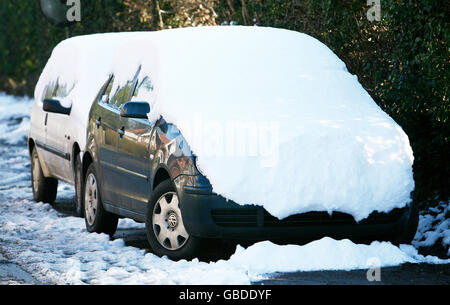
146 179 202 260
30 147 58 203
84 163 118 236
392 201 419 245
74 154 84 217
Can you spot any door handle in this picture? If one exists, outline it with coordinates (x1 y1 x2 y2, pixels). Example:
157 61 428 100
118 126 125 138
95 117 101 129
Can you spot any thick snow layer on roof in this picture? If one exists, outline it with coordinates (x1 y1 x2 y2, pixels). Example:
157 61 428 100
34 26 414 221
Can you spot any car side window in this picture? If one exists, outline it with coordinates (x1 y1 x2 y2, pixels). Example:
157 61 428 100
97 67 143 109
109 79 135 108
133 76 154 99
132 75 155 108
44 82 57 99
55 83 73 98
43 79 74 101
99 75 115 104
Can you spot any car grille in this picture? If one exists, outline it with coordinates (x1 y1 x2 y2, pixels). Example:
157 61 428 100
210 207 406 228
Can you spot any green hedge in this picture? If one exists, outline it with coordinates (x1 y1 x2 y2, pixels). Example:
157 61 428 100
0 0 447 207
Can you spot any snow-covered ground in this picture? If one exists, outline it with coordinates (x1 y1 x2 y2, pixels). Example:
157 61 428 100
0 93 448 284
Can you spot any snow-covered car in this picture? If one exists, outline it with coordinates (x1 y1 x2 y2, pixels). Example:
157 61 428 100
28 26 418 259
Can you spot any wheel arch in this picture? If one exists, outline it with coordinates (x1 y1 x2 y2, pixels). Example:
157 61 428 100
153 166 171 191
28 137 35 156
82 150 93 181
72 142 81 172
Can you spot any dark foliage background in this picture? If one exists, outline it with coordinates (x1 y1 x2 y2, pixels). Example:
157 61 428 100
0 0 448 209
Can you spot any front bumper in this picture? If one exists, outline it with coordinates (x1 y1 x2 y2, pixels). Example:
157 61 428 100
176 178 411 242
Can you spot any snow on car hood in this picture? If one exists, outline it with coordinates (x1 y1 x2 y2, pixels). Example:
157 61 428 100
34 26 414 221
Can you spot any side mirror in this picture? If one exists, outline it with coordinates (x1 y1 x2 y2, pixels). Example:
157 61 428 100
43 99 71 115
120 101 150 119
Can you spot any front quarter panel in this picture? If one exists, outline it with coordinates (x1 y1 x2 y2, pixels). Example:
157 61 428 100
150 118 206 188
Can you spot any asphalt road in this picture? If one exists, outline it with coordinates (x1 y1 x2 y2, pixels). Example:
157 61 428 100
256 263 450 285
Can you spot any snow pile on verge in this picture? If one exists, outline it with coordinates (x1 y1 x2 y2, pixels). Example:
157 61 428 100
35 26 414 221
413 202 450 256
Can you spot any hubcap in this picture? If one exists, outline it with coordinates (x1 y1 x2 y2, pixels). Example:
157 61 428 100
152 192 189 250
84 173 98 226
167 212 178 228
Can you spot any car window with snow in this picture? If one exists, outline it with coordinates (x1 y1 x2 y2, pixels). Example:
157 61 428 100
43 80 73 107
132 75 154 104
109 79 134 108
100 75 115 104
55 83 73 99
43 82 57 100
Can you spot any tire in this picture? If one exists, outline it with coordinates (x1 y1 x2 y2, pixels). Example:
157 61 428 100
146 179 202 260
74 154 84 217
392 201 419 245
30 147 58 203
84 163 118 236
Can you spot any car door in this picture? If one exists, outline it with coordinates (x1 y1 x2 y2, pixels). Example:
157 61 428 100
117 114 153 215
95 75 125 206
98 71 142 211
40 81 73 182
115 74 154 215
44 112 71 181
